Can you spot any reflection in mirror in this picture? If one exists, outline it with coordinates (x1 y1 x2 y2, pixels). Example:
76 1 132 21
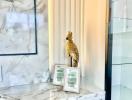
0 0 49 87
0 0 37 54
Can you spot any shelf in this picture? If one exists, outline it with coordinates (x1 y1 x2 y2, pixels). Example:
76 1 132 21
112 85 132 100
112 31 132 35
0 82 105 100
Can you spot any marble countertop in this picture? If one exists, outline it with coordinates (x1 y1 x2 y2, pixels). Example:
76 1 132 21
0 83 105 100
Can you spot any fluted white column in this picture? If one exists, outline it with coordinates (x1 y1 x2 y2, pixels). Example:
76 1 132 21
48 0 54 72
80 0 85 77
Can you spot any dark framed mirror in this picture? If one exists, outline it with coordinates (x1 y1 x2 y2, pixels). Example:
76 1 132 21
0 0 37 56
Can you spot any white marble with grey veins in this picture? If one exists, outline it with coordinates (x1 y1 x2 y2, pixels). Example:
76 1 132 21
0 83 105 100
0 0 49 87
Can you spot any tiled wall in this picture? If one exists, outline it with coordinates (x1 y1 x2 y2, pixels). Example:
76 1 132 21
111 0 132 89
111 0 132 32
112 65 121 86
121 65 132 89
0 67 2 82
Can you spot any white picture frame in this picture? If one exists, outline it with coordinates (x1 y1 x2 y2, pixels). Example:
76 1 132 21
53 64 66 86
64 67 80 93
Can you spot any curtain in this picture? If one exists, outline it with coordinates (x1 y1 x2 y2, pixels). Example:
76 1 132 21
48 0 106 89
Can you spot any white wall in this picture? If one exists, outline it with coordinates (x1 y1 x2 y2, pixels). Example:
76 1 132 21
83 0 107 89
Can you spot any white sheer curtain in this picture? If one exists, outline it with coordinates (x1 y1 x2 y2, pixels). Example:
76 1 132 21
48 0 83 74
48 0 107 89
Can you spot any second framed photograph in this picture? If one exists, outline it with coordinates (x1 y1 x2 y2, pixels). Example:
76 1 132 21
64 67 80 93
53 65 66 86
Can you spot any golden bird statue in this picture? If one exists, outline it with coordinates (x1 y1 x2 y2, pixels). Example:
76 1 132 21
65 31 79 67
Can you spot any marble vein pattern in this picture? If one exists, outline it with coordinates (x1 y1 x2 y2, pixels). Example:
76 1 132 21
0 83 105 100
0 0 49 87
0 0 36 54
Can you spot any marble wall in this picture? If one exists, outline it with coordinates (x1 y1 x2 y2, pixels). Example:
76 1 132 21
0 0 49 87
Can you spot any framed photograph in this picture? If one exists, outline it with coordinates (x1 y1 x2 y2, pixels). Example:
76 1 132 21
64 67 80 93
53 65 66 86
0 0 37 56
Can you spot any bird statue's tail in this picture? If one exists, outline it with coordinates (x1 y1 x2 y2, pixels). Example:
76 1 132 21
71 52 79 67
